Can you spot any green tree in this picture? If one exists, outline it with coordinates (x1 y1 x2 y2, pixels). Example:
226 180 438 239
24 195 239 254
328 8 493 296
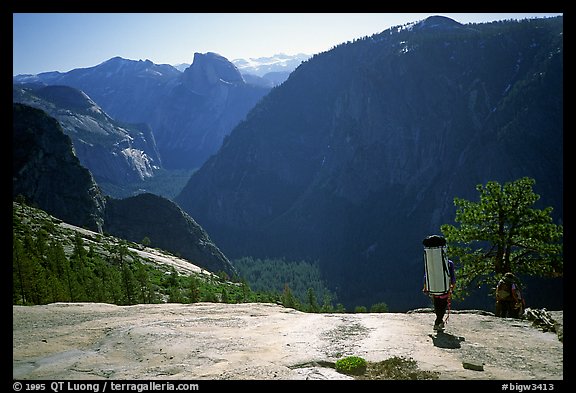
44 241 69 302
141 236 152 247
370 302 389 313
168 286 183 303
166 266 182 303
105 268 124 304
13 236 32 304
441 177 563 299
221 288 230 303
232 257 335 308
186 275 201 303
88 256 110 303
135 263 154 304
70 233 90 301
281 283 297 309
121 263 138 305
166 266 179 287
320 293 334 313
306 287 319 313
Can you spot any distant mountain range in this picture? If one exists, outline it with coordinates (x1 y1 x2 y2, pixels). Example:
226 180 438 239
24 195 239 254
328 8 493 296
13 52 273 170
232 53 311 76
13 53 309 172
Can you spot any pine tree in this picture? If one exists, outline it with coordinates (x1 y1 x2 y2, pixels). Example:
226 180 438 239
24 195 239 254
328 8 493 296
186 275 201 303
105 268 124 305
13 236 31 304
441 177 563 299
135 263 153 304
121 263 138 305
45 241 68 301
307 287 319 313
282 283 297 309
221 288 229 303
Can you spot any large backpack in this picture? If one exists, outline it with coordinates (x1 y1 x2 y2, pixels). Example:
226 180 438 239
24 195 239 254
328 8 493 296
496 280 513 301
423 235 451 295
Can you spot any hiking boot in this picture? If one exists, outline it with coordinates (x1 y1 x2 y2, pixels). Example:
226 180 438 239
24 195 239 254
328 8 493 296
433 321 445 331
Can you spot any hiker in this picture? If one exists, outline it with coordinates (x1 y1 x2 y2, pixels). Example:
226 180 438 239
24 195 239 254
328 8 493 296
422 235 456 331
423 258 455 330
495 272 524 318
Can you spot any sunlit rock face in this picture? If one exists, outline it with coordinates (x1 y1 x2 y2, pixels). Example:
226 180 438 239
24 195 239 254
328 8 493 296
13 84 162 186
182 52 245 94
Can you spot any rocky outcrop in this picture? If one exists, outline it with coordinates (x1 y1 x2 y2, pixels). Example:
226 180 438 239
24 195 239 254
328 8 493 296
12 302 563 380
13 85 162 186
182 52 245 94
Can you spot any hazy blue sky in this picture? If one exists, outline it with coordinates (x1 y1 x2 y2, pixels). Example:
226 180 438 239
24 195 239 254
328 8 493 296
13 13 562 76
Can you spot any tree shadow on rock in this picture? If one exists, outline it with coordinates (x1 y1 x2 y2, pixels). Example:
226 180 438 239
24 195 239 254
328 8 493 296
428 331 465 349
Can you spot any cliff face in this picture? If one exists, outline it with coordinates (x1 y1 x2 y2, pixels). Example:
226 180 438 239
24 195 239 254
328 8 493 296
13 85 162 186
12 103 107 232
182 52 245 93
149 52 271 168
175 17 563 310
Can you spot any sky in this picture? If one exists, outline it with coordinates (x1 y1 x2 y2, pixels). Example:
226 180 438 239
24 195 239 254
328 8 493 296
13 13 563 76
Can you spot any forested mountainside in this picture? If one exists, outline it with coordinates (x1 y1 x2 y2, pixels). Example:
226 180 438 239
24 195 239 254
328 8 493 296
175 16 563 311
13 200 255 306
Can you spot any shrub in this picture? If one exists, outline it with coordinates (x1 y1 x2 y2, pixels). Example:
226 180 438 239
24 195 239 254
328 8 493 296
335 356 367 375
370 302 389 313
359 356 439 380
